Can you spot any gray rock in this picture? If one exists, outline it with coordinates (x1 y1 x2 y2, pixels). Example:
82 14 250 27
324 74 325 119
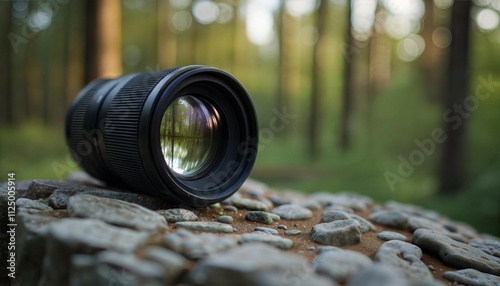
271 204 313 220
38 218 148 286
412 229 500 276
321 211 375 233
310 193 370 212
443 268 500 286
349 214 377 233
285 230 302 236
377 231 408 242
174 221 234 233
238 178 270 197
15 213 59 286
16 198 53 214
223 205 238 212
278 224 287 230
316 246 342 255
68 254 98 286
444 220 479 239
385 201 440 222
0 189 17 284
143 246 189 282
191 243 334 286
324 205 355 213
210 203 221 208
321 210 351 222
369 210 408 229
245 211 275 224
313 248 373 282
217 215 233 224
408 216 448 232
68 194 168 232
26 180 78 199
347 264 410 286
307 246 316 251
255 227 278 235
0 180 31 197
95 251 166 286
268 212 281 221
48 187 177 210
156 208 198 223
374 240 434 283
240 232 294 250
470 238 500 258
162 229 237 259
230 197 269 211
269 195 291 206
300 199 323 211
310 219 362 246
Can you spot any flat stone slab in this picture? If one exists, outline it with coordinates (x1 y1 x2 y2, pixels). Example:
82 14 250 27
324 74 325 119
271 204 313 220
347 264 410 286
321 210 376 233
38 218 149 286
412 229 500 276
15 213 59 286
313 248 373 283
310 219 362 246
377 231 408 242
443 268 500 286
49 187 176 210
26 180 79 199
469 238 500 258
369 210 408 229
174 221 234 233
230 197 269 211
95 251 166 286
162 229 237 259
374 240 435 283
240 232 293 250
16 198 53 214
190 243 333 286
67 194 168 232
142 246 189 283
156 208 198 223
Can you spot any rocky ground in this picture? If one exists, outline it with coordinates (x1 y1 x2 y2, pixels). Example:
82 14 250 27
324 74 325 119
1 172 499 286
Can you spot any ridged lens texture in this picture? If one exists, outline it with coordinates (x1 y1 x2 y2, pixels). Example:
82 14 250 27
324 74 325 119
160 95 218 176
65 66 258 207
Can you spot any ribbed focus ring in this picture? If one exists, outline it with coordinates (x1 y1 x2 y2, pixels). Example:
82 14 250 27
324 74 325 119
103 70 176 191
68 80 108 178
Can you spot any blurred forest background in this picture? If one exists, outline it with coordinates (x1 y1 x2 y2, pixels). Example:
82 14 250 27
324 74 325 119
0 0 499 235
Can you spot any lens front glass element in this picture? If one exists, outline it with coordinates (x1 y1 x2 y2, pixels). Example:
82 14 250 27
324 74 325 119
160 95 218 177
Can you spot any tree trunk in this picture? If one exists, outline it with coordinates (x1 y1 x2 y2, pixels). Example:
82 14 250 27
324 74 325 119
340 1 354 151
439 0 472 195
84 0 122 83
420 0 440 101
276 0 287 110
308 0 328 160
0 1 12 125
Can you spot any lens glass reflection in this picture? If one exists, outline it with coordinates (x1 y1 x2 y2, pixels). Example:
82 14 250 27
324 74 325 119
160 95 217 176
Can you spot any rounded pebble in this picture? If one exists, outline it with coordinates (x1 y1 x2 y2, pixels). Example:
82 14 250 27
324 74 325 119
217 216 234 224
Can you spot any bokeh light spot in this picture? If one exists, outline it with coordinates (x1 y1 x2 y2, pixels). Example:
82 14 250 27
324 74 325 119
432 26 452 48
192 0 219 25
476 8 500 31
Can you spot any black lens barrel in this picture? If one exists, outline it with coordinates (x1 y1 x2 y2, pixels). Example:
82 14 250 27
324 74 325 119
66 66 258 207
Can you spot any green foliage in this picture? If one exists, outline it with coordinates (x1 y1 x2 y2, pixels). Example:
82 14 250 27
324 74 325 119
0 122 77 181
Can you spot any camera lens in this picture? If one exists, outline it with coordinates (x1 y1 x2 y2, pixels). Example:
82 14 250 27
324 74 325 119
66 66 258 207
